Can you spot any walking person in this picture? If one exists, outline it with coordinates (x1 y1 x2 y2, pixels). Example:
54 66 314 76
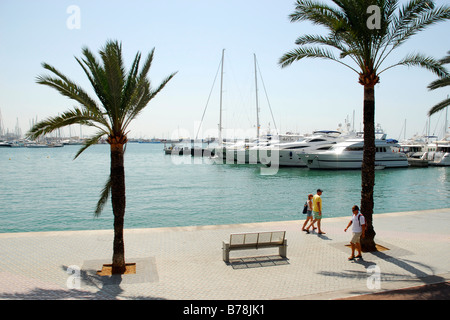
344 205 366 260
301 194 315 231
305 189 325 234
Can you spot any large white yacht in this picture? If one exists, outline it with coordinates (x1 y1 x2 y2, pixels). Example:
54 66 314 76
257 130 351 167
425 138 450 166
298 138 408 169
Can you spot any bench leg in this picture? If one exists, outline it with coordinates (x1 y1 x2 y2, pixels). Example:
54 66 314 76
279 240 287 258
223 242 230 262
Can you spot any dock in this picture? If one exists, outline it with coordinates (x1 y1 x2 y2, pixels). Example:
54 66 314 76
0 208 448 301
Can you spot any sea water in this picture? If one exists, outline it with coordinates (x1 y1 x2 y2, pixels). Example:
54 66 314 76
0 143 449 233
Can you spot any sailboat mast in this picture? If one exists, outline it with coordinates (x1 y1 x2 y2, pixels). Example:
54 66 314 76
445 95 449 138
219 49 224 144
254 54 260 140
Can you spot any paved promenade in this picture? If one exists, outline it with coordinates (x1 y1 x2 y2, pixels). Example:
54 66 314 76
0 208 448 300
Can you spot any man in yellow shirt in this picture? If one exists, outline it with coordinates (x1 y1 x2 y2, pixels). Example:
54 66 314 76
305 189 326 234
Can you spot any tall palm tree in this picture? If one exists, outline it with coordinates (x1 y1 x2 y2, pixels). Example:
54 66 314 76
279 0 450 251
27 40 176 273
428 51 450 116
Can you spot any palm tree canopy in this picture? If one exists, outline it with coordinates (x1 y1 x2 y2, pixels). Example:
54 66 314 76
27 40 177 158
27 40 176 217
279 0 450 83
428 50 450 116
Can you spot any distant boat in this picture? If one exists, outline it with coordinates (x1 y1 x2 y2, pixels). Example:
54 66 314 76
62 139 83 145
25 141 64 148
164 144 190 155
0 141 12 147
25 142 49 148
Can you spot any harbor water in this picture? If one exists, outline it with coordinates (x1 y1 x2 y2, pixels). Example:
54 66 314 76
1 143 449 233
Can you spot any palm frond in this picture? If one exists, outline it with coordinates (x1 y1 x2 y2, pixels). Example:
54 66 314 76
391 3 450 49
99 40 127 128
121 48 177 131
440 51 450 64
137 48 155 84
76 48 110 113
120 51 142 114
123 71 177 132
428 98 450 116
73 130 107 160
282 0 450 81
290 0 346 29
118 49 151 128
279 46 358 73
379 53 449 78
428 76 450 90
37 63 105 120
295 34 354 55
95 175 112 217
26 108 107 140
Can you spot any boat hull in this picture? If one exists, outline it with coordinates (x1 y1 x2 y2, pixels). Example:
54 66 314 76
301 154 408 169
427 152 450 166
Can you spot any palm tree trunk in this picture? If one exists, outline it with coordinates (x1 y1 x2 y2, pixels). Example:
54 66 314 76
360 85 377 252
110 141 126 274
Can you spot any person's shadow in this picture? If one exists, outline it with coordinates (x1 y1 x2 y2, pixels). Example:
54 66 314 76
318 249 445 294
0 265 165 300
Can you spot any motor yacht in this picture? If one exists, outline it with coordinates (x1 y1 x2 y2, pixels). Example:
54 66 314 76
258 130 350 167
298 138 408 169
425 139 450 166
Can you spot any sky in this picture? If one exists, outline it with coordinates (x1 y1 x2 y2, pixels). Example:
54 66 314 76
0 0 449 141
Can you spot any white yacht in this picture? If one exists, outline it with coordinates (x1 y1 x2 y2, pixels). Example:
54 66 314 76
299 138 408 169
425 139 450 166
233 134 279 164
257 130 350 167
213 132 299 164
207 135 276 163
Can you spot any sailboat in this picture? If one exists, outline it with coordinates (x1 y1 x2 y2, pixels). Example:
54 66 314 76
425 105 450 166
201 51 280 163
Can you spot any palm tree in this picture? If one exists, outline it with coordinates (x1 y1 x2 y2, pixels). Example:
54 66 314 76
428 51 450 116
279 0 450 251
26 40 176 273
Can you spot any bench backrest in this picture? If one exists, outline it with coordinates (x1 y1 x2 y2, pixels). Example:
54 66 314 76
229 231 285 248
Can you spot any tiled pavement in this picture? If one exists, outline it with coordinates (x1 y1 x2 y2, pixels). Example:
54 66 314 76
0 208 449 300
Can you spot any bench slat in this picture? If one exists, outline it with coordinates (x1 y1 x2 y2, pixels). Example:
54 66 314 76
228 231 285 248
223 230 287 263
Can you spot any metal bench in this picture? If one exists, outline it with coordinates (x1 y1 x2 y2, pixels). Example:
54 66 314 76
222 231 287 263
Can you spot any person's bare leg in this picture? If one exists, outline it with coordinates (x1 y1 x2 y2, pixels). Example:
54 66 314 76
302 217 311 230
355 243 362 258
349 243 356 260
317 220 325 234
